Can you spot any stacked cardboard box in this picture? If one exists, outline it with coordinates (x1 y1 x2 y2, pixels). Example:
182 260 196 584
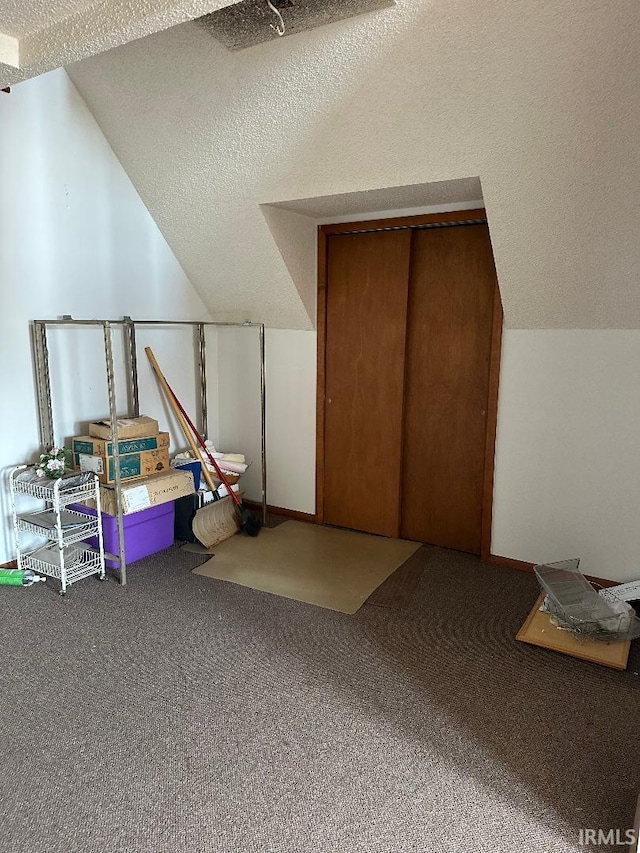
71 416 170 485
70 416 196 568
87 416 159 440
79 469 196 515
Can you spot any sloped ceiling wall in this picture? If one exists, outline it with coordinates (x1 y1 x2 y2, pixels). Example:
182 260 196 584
68 0 640 330
0 0 238 86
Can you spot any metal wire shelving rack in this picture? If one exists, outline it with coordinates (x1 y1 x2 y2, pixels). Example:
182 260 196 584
31 317 267 586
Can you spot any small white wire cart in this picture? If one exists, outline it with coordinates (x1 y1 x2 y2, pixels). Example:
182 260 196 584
10 467 106 595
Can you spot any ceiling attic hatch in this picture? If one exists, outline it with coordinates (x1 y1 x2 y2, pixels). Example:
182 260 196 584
196 0 395 50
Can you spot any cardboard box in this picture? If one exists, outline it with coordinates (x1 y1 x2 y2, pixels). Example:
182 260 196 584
97 469 195 515
88 415 159 440
76 447 171 485
72 432 169 461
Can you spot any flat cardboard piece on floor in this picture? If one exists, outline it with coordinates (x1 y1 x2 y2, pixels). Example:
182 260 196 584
192 520 421 614
516 593 630 670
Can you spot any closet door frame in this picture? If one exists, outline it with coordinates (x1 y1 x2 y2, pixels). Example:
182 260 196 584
316 208 503 561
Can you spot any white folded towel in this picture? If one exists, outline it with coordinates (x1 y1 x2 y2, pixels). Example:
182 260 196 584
217 483 241 497
219 460 248 475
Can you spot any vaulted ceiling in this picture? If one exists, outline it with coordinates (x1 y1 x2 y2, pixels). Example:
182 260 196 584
0 0 236 86
10 0 640 330
0 0 393 86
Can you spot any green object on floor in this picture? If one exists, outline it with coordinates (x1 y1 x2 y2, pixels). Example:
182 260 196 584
0 568 45 586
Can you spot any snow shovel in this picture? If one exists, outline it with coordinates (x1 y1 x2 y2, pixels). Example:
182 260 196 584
146 348 239 549
146 348 261 543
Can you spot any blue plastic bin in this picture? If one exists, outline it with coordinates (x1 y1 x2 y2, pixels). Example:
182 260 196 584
172 460 202 490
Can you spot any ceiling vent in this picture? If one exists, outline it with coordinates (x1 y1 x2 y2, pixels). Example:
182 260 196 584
195 0 395 51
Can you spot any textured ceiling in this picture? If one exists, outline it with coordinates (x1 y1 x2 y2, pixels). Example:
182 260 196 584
197 0 395 51
0 0 96 37
0 0 392 82
0 0 237 85
269 178 484 219
67 0 640 330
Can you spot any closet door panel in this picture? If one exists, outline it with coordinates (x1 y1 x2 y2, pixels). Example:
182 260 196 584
324 231 411 536
401 225 497 552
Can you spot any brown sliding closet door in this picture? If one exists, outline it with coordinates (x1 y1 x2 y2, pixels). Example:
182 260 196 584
324 230 412 536
400 224 497 552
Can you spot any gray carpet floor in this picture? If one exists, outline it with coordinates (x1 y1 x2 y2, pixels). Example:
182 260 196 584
1 541 638 853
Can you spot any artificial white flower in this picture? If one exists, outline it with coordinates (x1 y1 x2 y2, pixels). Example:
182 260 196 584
35 446 70 480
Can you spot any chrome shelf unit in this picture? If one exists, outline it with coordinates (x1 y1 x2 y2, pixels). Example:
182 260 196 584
10 467 106 595
31 317 267 587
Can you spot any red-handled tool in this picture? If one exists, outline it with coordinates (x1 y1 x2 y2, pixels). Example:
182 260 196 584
146 347 262 537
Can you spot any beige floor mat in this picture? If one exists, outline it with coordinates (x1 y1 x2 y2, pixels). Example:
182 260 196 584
192 520 421 614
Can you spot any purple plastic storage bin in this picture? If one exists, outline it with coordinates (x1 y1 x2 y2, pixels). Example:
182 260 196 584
71 502 175 568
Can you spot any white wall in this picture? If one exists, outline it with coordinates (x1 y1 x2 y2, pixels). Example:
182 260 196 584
214 326 263 500
263 329 316 514
215 328 316 514
0 68 211 564
492 330 640 582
